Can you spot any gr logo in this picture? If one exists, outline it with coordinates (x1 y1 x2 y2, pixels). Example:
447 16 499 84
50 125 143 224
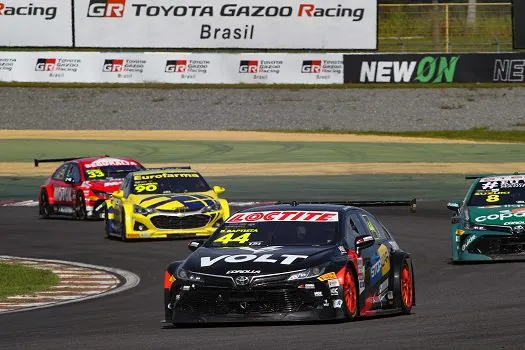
301 60 322 73
103 59 124 72
165 60 187 73
35 58 56 71
87 0 126 18
239 60 258 73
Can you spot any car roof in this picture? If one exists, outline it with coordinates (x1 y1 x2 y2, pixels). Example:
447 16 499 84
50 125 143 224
241 203 355 213
478 174 525 182
73 157 141 165
130 168 199 176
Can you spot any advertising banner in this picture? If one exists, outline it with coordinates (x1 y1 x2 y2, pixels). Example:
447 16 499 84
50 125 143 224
0 52 344 84
344 53 525 84
512 0 525 49
0 0 72 46
73 0 377 49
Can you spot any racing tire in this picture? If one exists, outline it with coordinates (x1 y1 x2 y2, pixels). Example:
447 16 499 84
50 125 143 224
342 266 359 321
120 209 128 242
104 208 114 240
74 192 87 220
39 191 51 219
395 258 414 315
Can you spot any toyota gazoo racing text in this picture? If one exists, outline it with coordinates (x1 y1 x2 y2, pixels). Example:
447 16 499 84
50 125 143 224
105 168 230 240
163 201 416 324
448 173 525 262
37 156 144 220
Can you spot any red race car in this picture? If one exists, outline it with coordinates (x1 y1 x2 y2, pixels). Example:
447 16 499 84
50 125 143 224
36 156 145 220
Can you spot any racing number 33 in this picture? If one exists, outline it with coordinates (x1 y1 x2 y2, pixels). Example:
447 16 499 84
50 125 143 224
86 169 104 178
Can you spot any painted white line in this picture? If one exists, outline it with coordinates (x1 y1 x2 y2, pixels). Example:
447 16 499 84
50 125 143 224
0 256 140 315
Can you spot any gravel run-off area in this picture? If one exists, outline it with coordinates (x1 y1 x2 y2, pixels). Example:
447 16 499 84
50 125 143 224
1 87 524 131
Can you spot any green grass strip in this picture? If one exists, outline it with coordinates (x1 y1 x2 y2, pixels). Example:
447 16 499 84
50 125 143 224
0 263 60 300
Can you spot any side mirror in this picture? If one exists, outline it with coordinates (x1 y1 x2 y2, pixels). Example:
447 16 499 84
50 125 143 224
112 190 124 199
447 201 461 211
188 240 204 252
213 185 226 195
355 235 375 255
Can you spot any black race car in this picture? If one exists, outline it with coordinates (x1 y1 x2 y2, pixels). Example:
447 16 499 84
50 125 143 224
163 200 416 325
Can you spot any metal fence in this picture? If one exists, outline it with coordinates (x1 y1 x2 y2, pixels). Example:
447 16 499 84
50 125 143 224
379 3 513 52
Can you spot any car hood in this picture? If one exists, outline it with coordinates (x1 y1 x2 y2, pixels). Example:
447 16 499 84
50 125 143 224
84 180 124 194
129 191 219 211
469 204 525 226
182 245 339 276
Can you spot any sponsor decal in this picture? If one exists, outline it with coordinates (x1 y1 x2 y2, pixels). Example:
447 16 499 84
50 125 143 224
370 244 390 284
461 235 476 251
317 272 337 281
338 246 346 254
239 60 283 81
226 270 260 274
87 0 126 18
333 299 343 308
493 59 525 83
85 158 138 169
475 211 525 223
200 254 308 267
0 58 15 72
102 58 145 79
35 58 81 78
504 221 525 225
182 285 190 290
379 279 388 294
481 176 525 182
238 246 282 253
227 211 338 223
54 187 73 202
359 56 460 83
165 59 210 80
301 59 343 80
314 291 323 297
0 2 57 20
330 287 339 296
304 283 315 289
133 172 199 180
328 279 340 288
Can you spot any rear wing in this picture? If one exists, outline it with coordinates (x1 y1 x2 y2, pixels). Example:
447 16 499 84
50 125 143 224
276 198 417 213
465 172 522 180
34 155 110 167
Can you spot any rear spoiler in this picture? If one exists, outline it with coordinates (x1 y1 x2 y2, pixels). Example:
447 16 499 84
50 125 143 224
276 198 417 213
465 172 522 180
34 155 110 167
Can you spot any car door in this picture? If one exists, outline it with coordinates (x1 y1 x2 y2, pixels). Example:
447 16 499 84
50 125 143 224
111 175 131 227
355 210 391 295
50 163 75 207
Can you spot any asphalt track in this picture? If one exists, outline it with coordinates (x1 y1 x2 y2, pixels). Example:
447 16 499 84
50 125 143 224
1 204 525 350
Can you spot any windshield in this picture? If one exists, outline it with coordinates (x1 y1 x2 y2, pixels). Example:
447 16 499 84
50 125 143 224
131 172 210 194
468 176 525 206
206 210 340 247
84 165 143 180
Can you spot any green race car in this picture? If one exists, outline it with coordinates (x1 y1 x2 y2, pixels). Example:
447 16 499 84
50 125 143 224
448 173 525 262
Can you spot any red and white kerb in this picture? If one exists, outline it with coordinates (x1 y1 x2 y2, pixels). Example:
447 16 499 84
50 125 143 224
226 211 339 223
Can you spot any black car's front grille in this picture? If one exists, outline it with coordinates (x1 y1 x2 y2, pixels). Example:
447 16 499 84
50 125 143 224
150 214 210 229
174 287 317 315
468 235 525 255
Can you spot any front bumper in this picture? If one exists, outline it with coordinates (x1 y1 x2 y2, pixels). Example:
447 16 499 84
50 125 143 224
455 231 525 261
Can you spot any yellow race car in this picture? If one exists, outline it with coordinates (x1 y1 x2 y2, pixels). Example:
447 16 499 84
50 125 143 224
104 167 230 240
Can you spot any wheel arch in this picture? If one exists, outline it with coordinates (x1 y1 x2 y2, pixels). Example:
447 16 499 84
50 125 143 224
390 252 416 308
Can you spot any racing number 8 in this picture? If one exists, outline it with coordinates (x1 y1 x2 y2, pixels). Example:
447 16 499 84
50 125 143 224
134 184 158 193
86 169 104 178
486 195 500 203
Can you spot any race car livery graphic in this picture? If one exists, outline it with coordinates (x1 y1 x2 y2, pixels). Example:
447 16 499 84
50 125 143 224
448 173 525 262
36 156 145 219
163 201 416 325
105 168 230 240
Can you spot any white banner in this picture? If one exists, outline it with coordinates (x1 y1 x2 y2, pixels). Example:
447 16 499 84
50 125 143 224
0 52 344 84
0 0 72 46
74 0 377 49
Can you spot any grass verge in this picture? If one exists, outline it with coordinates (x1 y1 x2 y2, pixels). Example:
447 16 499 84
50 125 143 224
240 127 525 143
0 263 60 300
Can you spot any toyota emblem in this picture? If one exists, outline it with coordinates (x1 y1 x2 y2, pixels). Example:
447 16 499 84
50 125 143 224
514 226 525 235
235 276 250 286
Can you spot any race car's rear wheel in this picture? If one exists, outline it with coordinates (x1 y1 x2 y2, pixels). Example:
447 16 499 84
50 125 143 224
343 267 358 320
74 192 87 220
400 262 414 314
39 191 50 219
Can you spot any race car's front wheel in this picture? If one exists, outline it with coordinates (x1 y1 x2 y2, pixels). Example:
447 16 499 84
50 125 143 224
343 267 359 320
74 192 87 220
39 191 50 219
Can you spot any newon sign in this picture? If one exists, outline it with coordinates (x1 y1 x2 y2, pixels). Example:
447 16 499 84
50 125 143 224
74 0 377 49
0 0 72 46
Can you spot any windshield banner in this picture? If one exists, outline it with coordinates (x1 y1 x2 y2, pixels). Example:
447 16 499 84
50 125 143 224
227 211 339 223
